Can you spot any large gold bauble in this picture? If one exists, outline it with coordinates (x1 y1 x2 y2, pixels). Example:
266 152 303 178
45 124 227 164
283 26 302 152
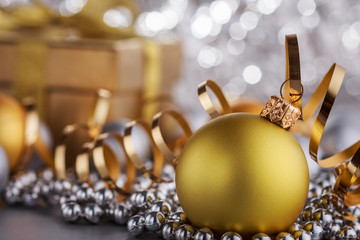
0 93 26 172
176 113 309 237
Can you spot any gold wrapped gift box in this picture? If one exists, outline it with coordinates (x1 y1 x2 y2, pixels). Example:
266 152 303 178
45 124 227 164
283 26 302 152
0 36 182 147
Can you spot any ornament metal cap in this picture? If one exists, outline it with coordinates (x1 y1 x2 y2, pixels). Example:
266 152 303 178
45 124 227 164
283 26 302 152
260 96 301 130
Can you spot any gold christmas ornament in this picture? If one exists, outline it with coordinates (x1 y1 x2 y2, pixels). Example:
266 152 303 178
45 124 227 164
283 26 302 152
176 113 309 237
0 93 26 172
176 35 310 237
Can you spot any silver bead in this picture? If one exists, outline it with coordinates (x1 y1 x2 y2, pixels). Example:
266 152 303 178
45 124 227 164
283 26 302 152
130 190 156 209
61 202 82 222
40 181 54 197
127 215 145 236
23 192 39 207
170 211 188 224
54 179 71 195
251 233 271 240
59 194 77 206
309 197 320 208
84 203 103 224
221 232 243 240
4 186 20 204
113 203 131 225
151 200 172 214
38 168 54 182
175 224 195 240
336 226 357 239
288 223 302 234
19 171 36 186
94 188 114 206
162 222 180 240
194 228 214 240
71 182 89 193
325 222 341 239
293 230 311 240
301 206 314 222
312 208 333 228
303 221 324 239
145 211 166 231
352 207 360 218
275 232 294 240
75 187 94 203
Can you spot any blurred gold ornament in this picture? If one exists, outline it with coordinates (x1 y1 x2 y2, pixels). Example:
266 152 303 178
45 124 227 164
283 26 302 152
0 93 26 172
176 113 309 237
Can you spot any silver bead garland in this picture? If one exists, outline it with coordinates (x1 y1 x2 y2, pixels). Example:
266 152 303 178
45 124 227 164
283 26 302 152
3 169 360 239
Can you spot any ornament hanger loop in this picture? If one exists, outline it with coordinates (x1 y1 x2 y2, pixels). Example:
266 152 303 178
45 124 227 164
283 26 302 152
280 79 304 104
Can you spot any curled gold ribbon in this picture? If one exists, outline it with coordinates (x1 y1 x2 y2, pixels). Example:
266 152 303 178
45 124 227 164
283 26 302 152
284 34 303 112
92 133 135 196
123 120 166 182
54 124 91 179
197 80 231 118
151 110 192 165
54 88 111 179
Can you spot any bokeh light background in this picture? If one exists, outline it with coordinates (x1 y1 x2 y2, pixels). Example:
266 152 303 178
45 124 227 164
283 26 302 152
1 0 360 175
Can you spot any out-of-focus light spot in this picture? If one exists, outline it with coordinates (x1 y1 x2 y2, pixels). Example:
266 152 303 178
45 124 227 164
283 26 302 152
345 77 360 96
209 22 222 36
135 12 155 37
145 11 165 32
227 39 246 55
229 22 247 40
297 0 316 16
302 64 317 86
224 77 247 101
278 26 295 43
301 11 320 28
243 65 262 84
197 46 223 68
240 11 259 30
257 0 280 15
162 9 179 29
191 14 213 39
342 25 360 52
60 0 87 16
224 0 240 13
210 0 232 24
103 7 133 28
0 0 10 7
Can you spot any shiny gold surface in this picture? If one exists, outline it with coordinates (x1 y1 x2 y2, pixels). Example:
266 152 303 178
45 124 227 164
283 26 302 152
176 113 309 236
